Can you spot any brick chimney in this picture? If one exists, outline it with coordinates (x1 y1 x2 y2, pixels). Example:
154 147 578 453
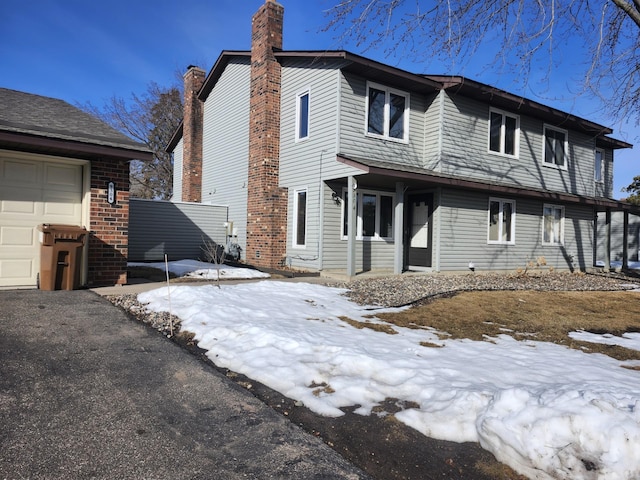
181 65 205 203
246 0 287 269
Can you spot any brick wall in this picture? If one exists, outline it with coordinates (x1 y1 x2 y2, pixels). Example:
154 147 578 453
182 66 206 203
87 157 130 286
246 0 288 269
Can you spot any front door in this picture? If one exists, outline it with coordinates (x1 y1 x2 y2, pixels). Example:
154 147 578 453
407 193 433 269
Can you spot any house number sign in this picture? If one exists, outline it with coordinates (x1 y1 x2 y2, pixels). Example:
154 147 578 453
107 182 116 205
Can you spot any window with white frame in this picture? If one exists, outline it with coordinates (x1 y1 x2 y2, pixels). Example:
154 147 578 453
296 90 310 141
543 125 568 168
342 189 394 239
488 108 519 157
293 189 307 247
366 82 409 142
542 204 564 245
594 148 604 183
488 198 515 244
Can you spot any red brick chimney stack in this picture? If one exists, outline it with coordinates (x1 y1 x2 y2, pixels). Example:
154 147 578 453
182 65 205 203
246 0 287 268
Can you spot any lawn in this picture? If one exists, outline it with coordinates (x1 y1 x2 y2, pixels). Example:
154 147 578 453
376 290 640 361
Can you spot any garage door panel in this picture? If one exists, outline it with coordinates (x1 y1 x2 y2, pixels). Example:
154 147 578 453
45 164 82 189
0 187 43 214
43 190 82 218
2 159 40 185
0 226 35 247
0 258 35 280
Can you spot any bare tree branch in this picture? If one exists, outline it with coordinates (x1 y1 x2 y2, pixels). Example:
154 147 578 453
82 83 183 200
324 0 640 126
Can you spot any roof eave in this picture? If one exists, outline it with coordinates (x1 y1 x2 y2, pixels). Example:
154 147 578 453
426 75 617 138
337 154 640 212
0 130 154 162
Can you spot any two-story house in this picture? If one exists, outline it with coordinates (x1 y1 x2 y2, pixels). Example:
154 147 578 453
168 0 634 276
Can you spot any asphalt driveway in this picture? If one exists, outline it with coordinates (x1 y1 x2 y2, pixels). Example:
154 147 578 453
0 289 369 480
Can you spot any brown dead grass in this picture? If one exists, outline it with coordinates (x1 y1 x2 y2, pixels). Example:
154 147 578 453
377 290 640 361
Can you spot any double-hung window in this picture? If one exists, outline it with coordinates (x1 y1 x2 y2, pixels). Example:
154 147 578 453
488 198 515 244
293 189 307 247
542 204 564 245
594 148 604 183
342 189 394 240
488 108 519 157
543 125 568 169
296 90 310 141
366 82 409 142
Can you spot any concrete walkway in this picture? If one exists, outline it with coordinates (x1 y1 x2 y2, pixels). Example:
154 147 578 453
0 288 369 479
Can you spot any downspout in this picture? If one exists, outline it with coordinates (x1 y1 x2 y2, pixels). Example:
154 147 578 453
433 90 445 271
318 150 326 271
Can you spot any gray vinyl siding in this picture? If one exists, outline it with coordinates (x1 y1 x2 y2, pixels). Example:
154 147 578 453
423 91 442 170
129 199 227 262
604 149 614 197
595 148 614 198
596 212 640 263
439 93 598 198
171 138 183 202
280 59 362 269
338 72 425 169
437 188 594 272
321 182 395 271
201 58 250 260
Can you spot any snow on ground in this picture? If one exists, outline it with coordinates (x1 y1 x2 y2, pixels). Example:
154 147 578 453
595 260 640 271
128 259 270 280
138 280 640 480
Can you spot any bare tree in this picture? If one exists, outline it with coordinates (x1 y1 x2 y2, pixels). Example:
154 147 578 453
324 0 640 123
84 83 183 200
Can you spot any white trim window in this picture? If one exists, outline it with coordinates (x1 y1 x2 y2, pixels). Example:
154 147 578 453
365 82 409 142
488 198 516 244
594 148 604 183
542 204 564 245
488 108 519 157
342 189 394 240
295 89 310 142
543 125 568 169
293 189 308 248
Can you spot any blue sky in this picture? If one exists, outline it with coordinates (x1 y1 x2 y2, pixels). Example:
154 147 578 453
1 0 637 196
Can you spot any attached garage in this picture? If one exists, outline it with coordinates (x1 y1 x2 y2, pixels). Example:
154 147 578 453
0 88 152 288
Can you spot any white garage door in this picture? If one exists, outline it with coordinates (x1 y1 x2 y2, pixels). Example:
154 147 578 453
0 153 84 288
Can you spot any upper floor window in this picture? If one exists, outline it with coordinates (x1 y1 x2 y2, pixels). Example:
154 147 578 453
488 108 519 157
296 90 310 141
342 188 394 240
366 82 409 142
542 204 564 245
543 125 568 169
293 189 307 247
594 148 604 183
488 198 515 244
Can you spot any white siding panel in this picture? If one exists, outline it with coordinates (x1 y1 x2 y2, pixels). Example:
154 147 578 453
201 58 251 260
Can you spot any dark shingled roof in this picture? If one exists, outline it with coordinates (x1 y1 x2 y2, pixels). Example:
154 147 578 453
0 88 151 159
